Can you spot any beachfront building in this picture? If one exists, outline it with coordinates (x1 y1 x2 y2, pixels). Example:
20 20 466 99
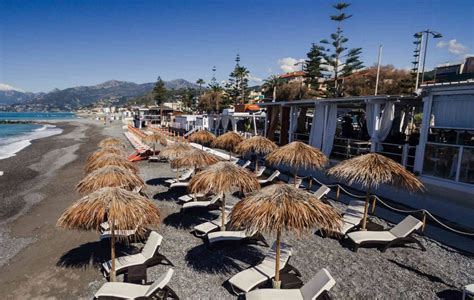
132 106 177 128
258 82 474 229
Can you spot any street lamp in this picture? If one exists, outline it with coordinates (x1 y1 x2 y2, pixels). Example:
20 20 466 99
414 29 443 88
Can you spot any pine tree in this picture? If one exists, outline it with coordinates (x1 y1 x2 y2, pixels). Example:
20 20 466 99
226 54 249 105
319 2 363 97
208 66 223 112
153 76 168 125
304 43 327 97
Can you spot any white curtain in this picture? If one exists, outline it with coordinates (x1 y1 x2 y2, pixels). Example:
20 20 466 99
207 117 214 131
322 104 338 156
309 104 325 149
366 102 395 146
230 116 237 132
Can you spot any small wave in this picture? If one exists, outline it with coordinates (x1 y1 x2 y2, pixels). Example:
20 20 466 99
0 124 63 160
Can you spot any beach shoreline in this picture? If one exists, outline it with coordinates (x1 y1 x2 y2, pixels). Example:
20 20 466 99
0 118 110 298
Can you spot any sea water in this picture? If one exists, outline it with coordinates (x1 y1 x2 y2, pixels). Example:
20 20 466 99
0 112 75 160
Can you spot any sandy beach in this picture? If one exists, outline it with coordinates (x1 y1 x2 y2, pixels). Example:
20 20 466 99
0 120 473 299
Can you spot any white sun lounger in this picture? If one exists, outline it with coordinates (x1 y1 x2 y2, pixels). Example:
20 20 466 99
192 209 232 237
94 268 177 299
165 168 194 185
169 181 190 189
101 231 173 278
258 170 280 184
207 229 268 247
178 193 206 203
255 166 266 177
181 194 222 211
237 160 251 169
228 242 294 295
347 215 426 252
245 268 336 300
99 228 138 241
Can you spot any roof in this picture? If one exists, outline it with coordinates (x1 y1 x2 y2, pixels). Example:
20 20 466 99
279 71 306 79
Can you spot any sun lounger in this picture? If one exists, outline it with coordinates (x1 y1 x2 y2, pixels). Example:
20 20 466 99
192 209 232 237
245 268 336 300
165 169 194 185
99 228 139 241
237 160 251 169
181 194 222 211
101 231 173 279
94 268 178 299
228 242 298 295
347 215 426 252
317 198 365 237
169 181 190 189
178 193 206 203
258 170 280 185
255 166 266 177
207 229 268 247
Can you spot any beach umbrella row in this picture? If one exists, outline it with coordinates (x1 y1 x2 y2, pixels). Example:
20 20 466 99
57 137 161 282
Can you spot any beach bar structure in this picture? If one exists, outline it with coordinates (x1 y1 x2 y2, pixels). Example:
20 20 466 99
258 82 474 230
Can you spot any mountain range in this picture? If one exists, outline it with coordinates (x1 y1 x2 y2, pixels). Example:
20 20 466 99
0 79 198 111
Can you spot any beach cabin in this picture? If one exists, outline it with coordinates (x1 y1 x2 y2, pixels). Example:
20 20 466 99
257 81 474 230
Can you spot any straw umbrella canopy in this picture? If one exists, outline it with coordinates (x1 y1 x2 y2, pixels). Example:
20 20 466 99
230 183 341 288
86 147 126 166
170 149 221 172
57 187 160 281
211 132 243 160
143 133 168 153
327 153 424 230
85 153 139 175
76 165 145 195
189 162 260 230
159 143 192 161
189 130 216 149
266 141 328 186
235 136 277 174
99 137 125 149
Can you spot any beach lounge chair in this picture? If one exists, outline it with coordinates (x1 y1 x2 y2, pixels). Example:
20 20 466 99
238 160 251 169
317 199 365 237
310 185 331 199
178 193 206 203
169 181 190 189
101 231 173 279
258 170 280 185
181 194 223 212
347 215 426 252
286 176 303 187
99 228 139 241
192 209 232 237
165 169 194 185
228 242 298 295
255 166 266 177
94 268 178 299
207 229 268 247
245 268 336 300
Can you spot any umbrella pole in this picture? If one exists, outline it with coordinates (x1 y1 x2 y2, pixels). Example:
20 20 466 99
361 188 371 230
220 194 226 231
273 229 281 289
110 219 116 282
293 171 298 187
255 159 259 175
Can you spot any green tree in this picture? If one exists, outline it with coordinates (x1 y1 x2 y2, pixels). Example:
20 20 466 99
318 2 363 97
196 78 205 95
304 43 326 97
226 54 249 105
153 76 168 125
263 75 283 102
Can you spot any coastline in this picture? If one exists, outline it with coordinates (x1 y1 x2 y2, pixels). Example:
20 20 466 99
0 118 107 298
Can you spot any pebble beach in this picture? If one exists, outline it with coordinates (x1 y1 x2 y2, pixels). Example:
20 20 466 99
0 120 472 299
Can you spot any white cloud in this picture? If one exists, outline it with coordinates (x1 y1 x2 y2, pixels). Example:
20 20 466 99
0 83 25 92
436 39 469 56
278 57 305 73
247 75 263 83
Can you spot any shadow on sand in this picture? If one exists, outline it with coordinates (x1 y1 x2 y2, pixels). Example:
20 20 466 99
153 188 187 202
56 241 140 269
163 210 217 230
185 243 264 275
146 177 173 186
436 289 464 299
388 259 457 288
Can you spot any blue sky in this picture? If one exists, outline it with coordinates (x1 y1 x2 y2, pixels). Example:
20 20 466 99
0 0 473 92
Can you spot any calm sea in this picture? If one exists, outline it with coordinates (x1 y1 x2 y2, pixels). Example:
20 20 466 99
0 112 75 160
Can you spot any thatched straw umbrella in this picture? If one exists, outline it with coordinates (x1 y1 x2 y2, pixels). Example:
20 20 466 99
327 153 424 230
230 183 341 288
99 137 125 149
189 130 216 149
159 143 192 161
76 165 144 195
211 132 243 160
266 141 328 186
86 147 126 166
85 153 139 175
235 136 277 174
189 162 260 230
170 149 221 172
143 133 168 154
57 187 160 281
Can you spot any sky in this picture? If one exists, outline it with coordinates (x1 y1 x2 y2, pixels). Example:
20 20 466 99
0 0 473 92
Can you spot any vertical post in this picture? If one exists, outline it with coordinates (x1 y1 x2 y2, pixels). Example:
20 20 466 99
220 194 226 231
421 211 427 232
110 219 116 282
455 146 464 182
402 143 409 167
370 103 381 152
414 34 424 90
420 31 429 85
374 45 383 96
371 196 377 214
361 188 371 230
336 185 341 202
273 229 281 289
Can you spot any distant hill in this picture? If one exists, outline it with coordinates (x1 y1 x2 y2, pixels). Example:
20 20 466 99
3 79 198 111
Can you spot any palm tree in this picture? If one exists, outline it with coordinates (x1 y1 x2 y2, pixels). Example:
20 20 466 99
196 78 205 95
263 75 283 102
